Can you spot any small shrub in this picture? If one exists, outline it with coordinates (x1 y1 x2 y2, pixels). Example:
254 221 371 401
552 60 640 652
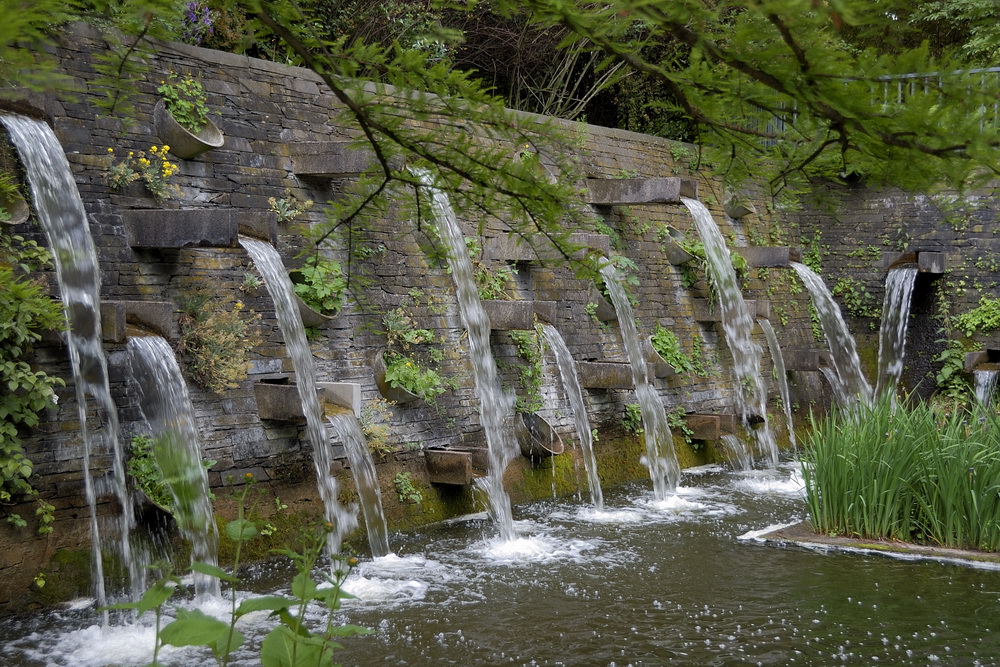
650 324 694 374
157 71 209 133
393 472 423 504
360 398 394 459
177 292 261 393
293 254 347 315
622 403 643 435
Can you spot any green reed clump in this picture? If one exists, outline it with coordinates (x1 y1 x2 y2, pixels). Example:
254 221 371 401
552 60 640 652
802 396 1000 551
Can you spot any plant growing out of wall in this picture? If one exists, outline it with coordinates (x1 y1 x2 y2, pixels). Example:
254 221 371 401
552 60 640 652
0 170 22 223
622 403 643 435
157 71 210 134
268 189 314 223
953 296 1000 337
106 145 180 200
0 232 64 533
177 291 262 393
509 325 545 414
360 398 394 459
393 472 423 504
650 325 695 375
381 307 455 405
292 254 348 316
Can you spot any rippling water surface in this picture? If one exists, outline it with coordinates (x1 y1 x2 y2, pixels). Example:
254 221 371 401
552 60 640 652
5 464 1000 665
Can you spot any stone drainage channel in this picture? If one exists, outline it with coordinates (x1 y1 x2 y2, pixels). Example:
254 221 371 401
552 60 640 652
3 464 999 665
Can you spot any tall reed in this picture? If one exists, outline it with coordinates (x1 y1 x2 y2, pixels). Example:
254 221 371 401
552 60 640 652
802 396 1000 551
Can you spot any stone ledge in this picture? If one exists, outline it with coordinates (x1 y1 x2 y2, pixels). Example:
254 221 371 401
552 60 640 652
576 361 633 389
291 142 377 177
123 209 239 248
584 177 698 206
733 246 802 268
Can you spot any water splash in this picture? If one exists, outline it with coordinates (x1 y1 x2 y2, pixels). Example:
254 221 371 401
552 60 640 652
127 336 220 599
413 169 518 542
330 413 390 558
758 319 796 451
682 198 777 467
540 324 603 508
875 265 918 397
974 369 999 406
599 261 681 498
792 262 873 406
239 237 356 555
1 115 138 613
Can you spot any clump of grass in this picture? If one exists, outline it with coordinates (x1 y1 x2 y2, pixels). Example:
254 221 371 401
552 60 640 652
802 395 1000 551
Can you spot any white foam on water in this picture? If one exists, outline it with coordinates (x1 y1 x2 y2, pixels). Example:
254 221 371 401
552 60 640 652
341 575 429 603
575 506 647 524
732 468 805 496
475 533 600 565
9 621 202 666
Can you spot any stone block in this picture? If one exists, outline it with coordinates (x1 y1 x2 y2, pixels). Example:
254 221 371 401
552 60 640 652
584 177 689 206
483 235 537 261
254 380 307 422
575 361 633 388
424 449 475 486
482 300 535 330
237 210 278 244
879 251 917 271
917 251 946 274
123 209 238 248
733 247 802 268
783 350 820 371
120 300 176 338
682 414 721 441
291 142 376 177
318 382 361 417
100 301 125 343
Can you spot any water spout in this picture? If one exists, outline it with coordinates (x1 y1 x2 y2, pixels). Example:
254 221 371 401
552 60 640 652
599 261 681 498
758 319 797 450
791 262 873 406
413 169 519 542
240 237 357 556
876 265 918 398
541 324 603 508
331 413 391 558
682 198 777 467
127 336 220 599
2 114 138 614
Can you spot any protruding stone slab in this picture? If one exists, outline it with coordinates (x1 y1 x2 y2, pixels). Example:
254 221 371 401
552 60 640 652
693 298 760 323
124 209 238 248
965 350 1000 372
733 247 803 268
584 177 698 206
100 301 126 343
576 361 633 389
318 382 361 417
254 379 306 422
425 449 475 486
879 251 917 271
291 142 376 177
783 350 820 371
237 210 278 245
483 235 537 261
682 414 720 441
483 300 535 331
917 251 946 274
120 300 176 338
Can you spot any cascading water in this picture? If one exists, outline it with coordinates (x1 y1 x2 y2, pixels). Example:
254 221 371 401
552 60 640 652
540 324 603 508
330 413 390 558
974 369 999 406
791 262 873 406
599 261 681 499
239 237 357 555
127 336 220 599
682 198 777 467
875 265 918 398
758 319 797 450
1 115 139 614
413 169 518 542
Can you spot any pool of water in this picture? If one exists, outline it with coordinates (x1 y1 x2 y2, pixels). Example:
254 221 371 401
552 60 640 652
4 463 1000 665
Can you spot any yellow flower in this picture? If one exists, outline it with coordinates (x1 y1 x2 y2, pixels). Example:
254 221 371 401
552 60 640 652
150 146 158 153
128 151 135 157
162 145 170 152
106 147 114 153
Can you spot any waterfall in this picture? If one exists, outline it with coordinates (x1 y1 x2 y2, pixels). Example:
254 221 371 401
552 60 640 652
792 262 873 406
1 115 139 614
682 198 777 467
875 265 918 397
413 169 519 542
600 261 681 499
127 336 220 599
239 237 357 556
541 324 603 508
974 369 999 406
330 413 390 558
758 319 797 450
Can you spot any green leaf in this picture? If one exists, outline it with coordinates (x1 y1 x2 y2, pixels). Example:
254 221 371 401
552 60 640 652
225 517 258 541
260 625 327 667
235 595 295 618
160 608 230 647
191 560 238 583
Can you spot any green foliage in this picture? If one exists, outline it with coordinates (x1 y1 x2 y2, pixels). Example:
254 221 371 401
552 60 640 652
292 254 347 316
830 277 880 319
509 326 544 414
0 232 64 533
178 292 261 393
393 472 423 504
104 478 367 666
106 145 180 200
127 434 173 512
665 407 696 449
622 403 643 435
383 307 434 349
359 398 394 459
803 396 1000 551
953 295 1000 337
382 351 449 404
933 338 974 407
157 71 210 134
649 324 694 374
268 190 313 223
475 263 516 301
